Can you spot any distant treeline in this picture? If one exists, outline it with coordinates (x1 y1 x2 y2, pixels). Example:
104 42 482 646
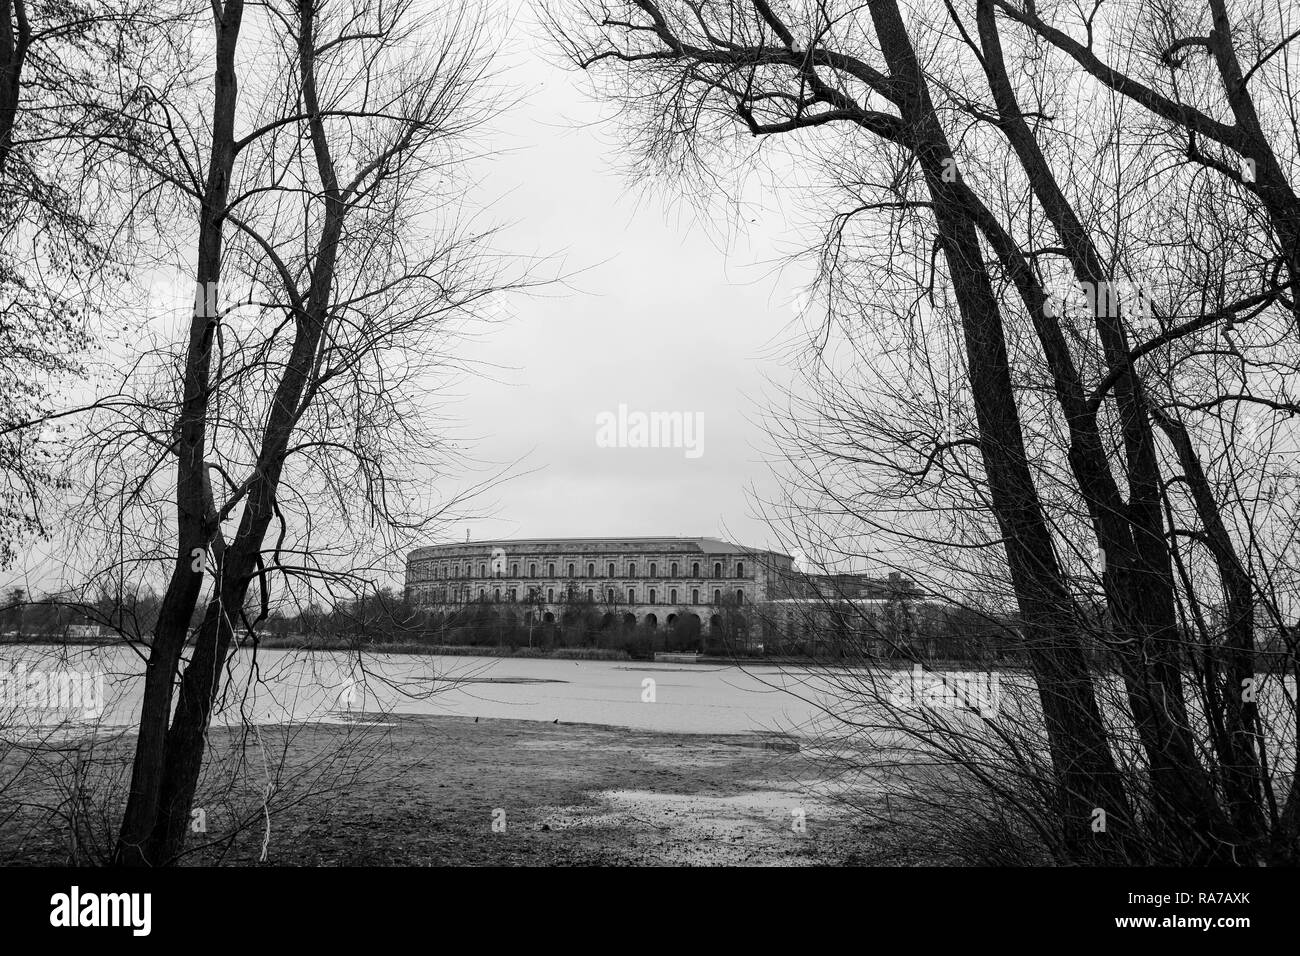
0 582 1024 662
0 585 741 660
6 585 1277 669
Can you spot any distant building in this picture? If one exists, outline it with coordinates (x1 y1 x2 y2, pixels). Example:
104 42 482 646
400 537 956 655
64 624 104 640
757 569 1010 658
771 568 921 602
404 536 794 642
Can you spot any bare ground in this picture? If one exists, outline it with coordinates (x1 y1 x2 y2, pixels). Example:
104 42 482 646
1 714 912 865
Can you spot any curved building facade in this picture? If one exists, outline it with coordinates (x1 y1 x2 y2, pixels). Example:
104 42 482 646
404 536 794 632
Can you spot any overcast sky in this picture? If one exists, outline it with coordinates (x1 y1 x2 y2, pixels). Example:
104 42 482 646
2 4 816 597
435 6 807 553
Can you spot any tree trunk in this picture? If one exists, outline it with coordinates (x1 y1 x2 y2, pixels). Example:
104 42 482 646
114 0 245 867
140 0 345 862
0 0 30 182
867 0 1134 860
972 0 1236 860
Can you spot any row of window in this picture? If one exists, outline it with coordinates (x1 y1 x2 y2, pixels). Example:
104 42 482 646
415 586 747 606
412 559 748 581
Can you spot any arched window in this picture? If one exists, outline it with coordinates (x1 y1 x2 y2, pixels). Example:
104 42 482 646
587 588 594 601
568 563 575 577
692 562 700 577
628 563 636 577
529 563 536 578
479 588 485 599
547 587 554 602
479 564 486 578
607 589 615 603
692 589 699 604
671 562 678 576
587 562 595 578
736 561 744 578
548 563 555 577
736 590 744 605
670 588 677 604
511 563 518 577
629 588 636 603
714 589 721 604
714 562 722 579
453 565 459 578
494 588 501 602
649 562 656 577
608 562 615 577
649 588 657 604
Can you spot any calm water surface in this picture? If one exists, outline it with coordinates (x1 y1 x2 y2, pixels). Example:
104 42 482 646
1 645 862 736
7 646 1292 748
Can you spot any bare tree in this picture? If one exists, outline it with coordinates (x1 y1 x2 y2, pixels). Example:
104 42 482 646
551 0 1300 863
0 0 170 566
40 0 525 866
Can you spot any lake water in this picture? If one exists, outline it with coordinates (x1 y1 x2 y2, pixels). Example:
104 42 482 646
0 645 867 737
4 645 1294 756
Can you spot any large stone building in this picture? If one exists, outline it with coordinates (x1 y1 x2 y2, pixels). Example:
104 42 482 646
404 535 794 635
761 570 934 654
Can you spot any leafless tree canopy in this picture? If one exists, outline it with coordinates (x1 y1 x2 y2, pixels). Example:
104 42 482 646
0 0 174 566
0 0 526 866
553 0 1300 863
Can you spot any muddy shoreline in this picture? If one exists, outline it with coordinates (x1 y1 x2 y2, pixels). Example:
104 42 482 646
1 714 911 865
